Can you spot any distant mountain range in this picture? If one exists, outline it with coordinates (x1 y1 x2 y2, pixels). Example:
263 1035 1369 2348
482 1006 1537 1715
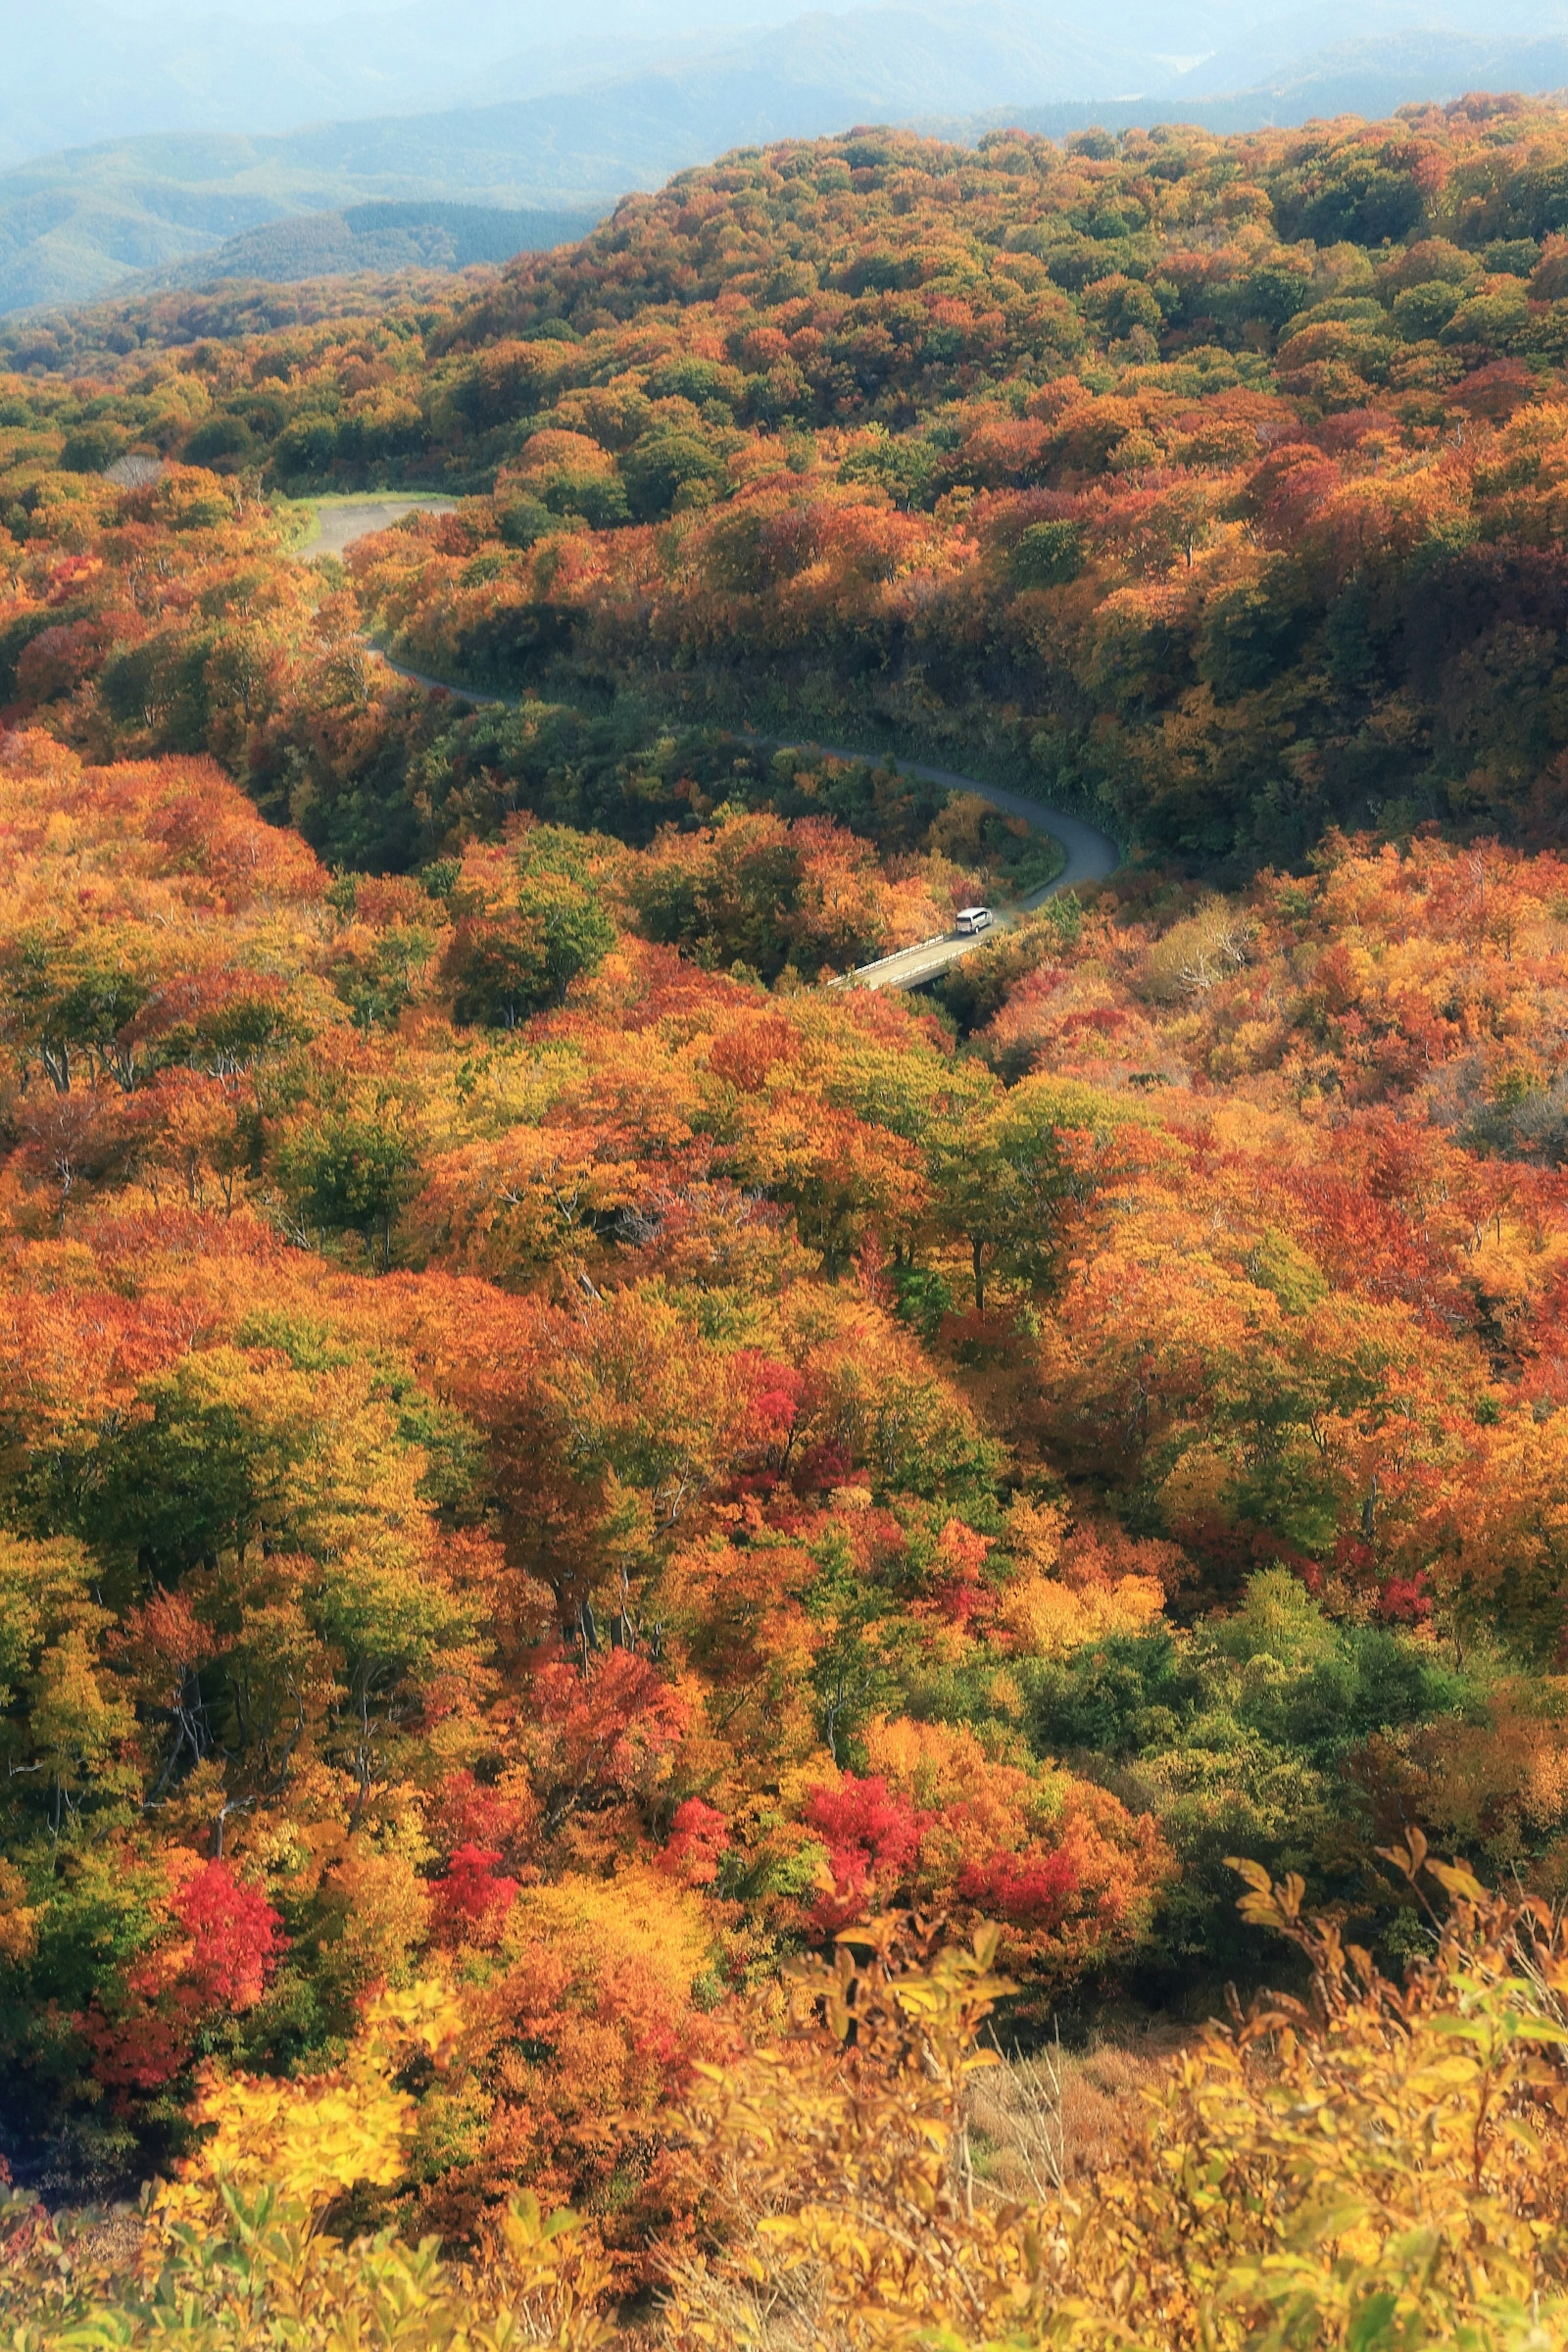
0 0 835 171
960 28 1568 137
7 0 1568 318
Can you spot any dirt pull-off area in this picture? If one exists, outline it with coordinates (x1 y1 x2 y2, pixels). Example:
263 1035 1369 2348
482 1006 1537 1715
298 495 455 557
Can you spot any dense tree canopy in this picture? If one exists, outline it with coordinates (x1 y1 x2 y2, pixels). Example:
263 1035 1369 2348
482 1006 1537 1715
3 93 1568 2345
9 102 1568 872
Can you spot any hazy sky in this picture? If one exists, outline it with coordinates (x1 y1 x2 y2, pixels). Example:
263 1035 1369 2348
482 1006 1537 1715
87 0 859 22
0 0 876 174
6 0 1568 187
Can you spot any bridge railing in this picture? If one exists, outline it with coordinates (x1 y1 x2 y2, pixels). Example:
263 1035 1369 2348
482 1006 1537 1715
831 928 956 987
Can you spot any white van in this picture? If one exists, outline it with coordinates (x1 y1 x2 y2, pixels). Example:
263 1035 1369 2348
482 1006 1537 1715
955 906 995 936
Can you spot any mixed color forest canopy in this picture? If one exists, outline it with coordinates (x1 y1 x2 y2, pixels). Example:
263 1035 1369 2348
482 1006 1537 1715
4 90 1568 2350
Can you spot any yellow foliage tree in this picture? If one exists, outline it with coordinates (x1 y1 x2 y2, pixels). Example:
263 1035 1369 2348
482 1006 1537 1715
0 1980 612 2352
666 1842 1568 2352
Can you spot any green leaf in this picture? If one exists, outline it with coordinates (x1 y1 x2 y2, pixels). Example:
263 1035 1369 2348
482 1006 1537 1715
1347 2290 1399 2352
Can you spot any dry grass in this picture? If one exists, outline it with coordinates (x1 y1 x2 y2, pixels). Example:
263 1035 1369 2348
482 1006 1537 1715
57 2203 146 2270
963 2026 1186 2202
663 2019 1189 2349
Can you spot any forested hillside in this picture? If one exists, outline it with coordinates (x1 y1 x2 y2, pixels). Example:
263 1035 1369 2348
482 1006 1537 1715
4 96 1568 2350
13 101 1568 872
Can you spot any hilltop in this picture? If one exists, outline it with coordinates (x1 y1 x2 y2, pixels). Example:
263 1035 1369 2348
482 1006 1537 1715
10 0 1568 312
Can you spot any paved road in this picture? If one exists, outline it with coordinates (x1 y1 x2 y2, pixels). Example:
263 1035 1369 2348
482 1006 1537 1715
345 566 1122 989
297 495 455 559
779 736 1118 987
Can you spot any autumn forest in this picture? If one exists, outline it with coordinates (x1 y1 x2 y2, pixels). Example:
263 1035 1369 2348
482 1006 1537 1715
6 92 1568 2351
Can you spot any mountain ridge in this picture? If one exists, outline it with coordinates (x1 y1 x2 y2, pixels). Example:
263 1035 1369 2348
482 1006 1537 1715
12 1 1568 314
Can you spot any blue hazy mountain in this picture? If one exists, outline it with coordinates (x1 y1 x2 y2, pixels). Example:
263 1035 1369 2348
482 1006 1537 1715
6 0 1568 316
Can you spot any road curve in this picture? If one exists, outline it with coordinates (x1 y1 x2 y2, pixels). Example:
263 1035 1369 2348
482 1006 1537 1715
356 628 1121 992
313 503 1121 990
758 733 1118 988
297 494 456 559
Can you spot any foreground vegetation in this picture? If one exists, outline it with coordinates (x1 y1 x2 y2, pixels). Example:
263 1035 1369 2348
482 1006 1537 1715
3 88 1568 2343
8 1850 1568 2351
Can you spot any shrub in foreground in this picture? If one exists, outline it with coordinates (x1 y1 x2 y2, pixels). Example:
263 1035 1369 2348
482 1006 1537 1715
668 1841 1568 2352
8 1843 1568 2350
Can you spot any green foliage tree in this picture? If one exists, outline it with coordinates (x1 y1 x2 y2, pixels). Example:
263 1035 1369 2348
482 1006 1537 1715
280 1109 421 1267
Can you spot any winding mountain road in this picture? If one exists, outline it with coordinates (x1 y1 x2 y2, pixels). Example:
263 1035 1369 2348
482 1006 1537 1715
793 742 1119 988
317 498 1121 988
